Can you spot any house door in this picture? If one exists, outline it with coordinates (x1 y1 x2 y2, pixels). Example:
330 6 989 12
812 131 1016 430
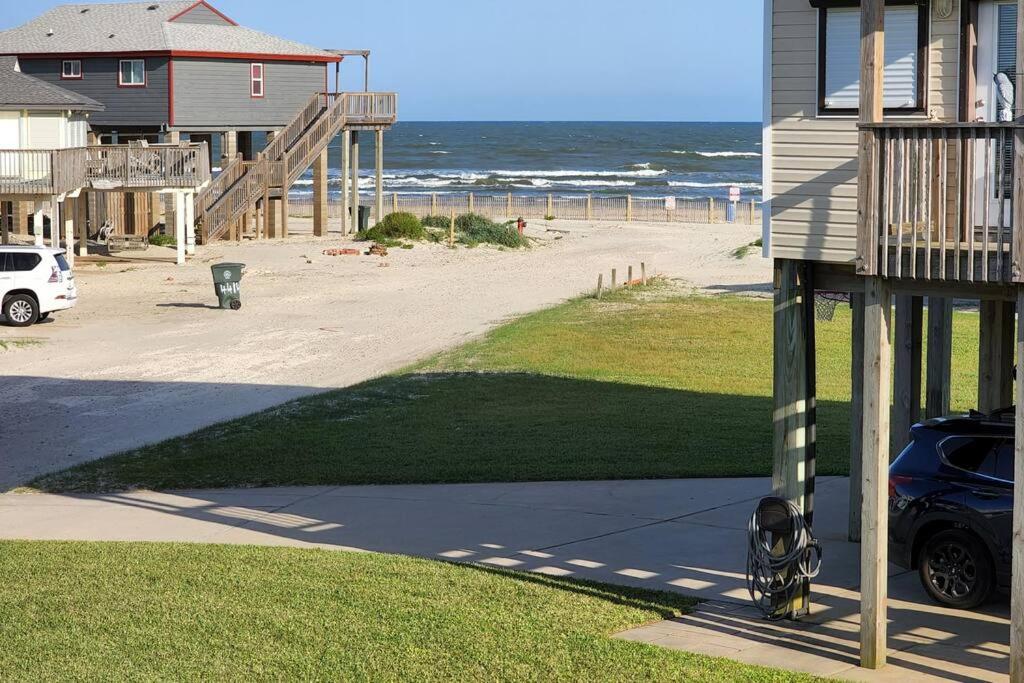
975 0 1016 228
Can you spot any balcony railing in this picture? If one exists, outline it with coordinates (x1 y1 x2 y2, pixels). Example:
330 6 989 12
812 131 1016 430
859 122 1022 284
0 143 211 196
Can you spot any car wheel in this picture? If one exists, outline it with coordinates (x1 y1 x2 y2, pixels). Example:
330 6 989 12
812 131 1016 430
229 299 241 311
2 294 38 327
918 529 994 609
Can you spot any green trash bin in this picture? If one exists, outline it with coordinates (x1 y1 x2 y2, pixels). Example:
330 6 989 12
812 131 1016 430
211 262 245 310
350 205 371 232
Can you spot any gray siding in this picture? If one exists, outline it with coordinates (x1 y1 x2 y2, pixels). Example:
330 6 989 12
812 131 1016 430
18 57 169 128
171 4 234 25
768 0 960 264
171 58 326 128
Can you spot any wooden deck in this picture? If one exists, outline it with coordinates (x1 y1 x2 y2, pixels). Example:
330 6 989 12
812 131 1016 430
0 143 211 197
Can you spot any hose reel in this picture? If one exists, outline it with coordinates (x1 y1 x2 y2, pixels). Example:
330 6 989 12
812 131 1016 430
746 496 822 620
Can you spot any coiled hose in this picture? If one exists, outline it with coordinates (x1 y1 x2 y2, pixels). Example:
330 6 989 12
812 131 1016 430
746 497 822 620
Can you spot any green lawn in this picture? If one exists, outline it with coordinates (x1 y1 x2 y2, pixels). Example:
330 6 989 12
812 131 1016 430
26 286 982 493
0 541 816 682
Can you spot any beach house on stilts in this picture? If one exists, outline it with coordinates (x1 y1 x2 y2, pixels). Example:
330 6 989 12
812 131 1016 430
764 0 1024 674
0 1 396 260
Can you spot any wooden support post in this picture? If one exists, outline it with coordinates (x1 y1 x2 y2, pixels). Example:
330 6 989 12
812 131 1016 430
341 129 351 235
861 276 892 670
772 260 815 515
174 192 186 266
430 193 437 216
448 208 455 248
33 201 44 246
313 149 328 237
267 198 278 239
468 192 475 214
772 259 817 619
375 128 384 223
185 191 196 255
611 268 617 288
1011 287 1024 681
77 193 88 256
596 273 603 299
708 197 715 223
546 193 553 218
281 193 290 238
641 262 647 286
350 130 360 230
626 195 633 222
1013 0 1024 282
925 297 953 418
628 265 633 286
587 194 593 220
979 300 1015 413
507 192 512 218
49 197 60 249
892 295 923 457
64 198 75 266
849 291 865 542
393 192 398 214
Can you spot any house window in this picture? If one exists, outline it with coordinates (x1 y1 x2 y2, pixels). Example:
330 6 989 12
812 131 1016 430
818 4 927 113
250 63 264 98
118 59 146 87
61 60 82 79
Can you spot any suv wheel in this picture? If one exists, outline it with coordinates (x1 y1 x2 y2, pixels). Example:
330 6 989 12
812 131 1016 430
919 529 994 609
3 294 38 327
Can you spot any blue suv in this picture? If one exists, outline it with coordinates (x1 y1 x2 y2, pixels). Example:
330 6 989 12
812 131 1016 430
889 410 1013 609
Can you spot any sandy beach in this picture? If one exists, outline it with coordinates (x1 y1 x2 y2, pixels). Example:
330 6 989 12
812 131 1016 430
0 218 769 488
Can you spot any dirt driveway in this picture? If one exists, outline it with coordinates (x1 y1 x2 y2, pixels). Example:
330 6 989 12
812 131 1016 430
0 218 770 489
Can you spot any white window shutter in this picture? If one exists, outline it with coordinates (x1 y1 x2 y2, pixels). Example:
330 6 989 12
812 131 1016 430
823 6 919 110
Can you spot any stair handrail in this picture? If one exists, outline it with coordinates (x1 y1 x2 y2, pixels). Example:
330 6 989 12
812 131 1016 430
261 92 329 163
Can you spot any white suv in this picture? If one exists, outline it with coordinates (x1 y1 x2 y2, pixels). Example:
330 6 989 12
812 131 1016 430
0 246 78 326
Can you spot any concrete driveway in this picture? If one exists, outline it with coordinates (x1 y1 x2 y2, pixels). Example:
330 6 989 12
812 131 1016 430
0 476 1009 681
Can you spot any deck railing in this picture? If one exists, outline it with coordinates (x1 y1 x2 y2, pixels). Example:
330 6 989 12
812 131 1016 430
859 122 1021 283
0 143 210 196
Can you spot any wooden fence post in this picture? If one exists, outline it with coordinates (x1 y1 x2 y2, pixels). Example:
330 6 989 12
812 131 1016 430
506 192 512 218
449 208 455 248
586 194 593 220
709 197 715 223
596 273 603 299
626 195 632 222
641 262 647 286
468 192 474 214
392 192 398 214
750 199 756 224
628 265 633 286
431 193 437 215
546 193 553 218
611 268 617 288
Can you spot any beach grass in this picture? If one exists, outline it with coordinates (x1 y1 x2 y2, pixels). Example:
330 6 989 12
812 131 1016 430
25 285 981 493
0 540 818 682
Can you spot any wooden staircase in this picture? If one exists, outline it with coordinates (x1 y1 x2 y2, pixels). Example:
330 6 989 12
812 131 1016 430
196 91 397 243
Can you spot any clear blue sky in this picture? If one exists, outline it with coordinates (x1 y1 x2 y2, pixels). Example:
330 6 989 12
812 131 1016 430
6 0 764 121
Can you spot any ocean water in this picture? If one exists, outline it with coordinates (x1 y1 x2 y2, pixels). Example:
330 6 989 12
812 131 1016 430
268 121 761 202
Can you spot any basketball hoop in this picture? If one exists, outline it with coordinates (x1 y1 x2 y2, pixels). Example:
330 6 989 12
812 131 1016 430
814 291 850 322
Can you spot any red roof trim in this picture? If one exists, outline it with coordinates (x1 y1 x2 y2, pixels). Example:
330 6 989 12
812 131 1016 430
169 50 340 63
8 51 340 63
167 1 238 26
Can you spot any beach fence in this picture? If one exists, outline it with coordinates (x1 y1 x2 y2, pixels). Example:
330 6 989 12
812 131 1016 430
287 192 762 226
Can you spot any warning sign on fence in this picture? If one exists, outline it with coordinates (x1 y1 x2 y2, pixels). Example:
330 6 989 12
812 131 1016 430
664 197 676 211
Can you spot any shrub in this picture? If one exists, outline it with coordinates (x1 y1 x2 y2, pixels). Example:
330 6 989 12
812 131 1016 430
149 233 176 247
357 212 425 242
420 215 453 229
455 213 529 249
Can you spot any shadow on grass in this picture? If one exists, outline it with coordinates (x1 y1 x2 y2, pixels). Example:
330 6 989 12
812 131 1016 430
27 372 854 493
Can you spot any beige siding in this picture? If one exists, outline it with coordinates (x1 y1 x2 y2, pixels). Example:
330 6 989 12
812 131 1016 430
769 0 961 264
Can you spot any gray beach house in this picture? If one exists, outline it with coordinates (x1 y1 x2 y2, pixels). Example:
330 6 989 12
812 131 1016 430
0 0 341 153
